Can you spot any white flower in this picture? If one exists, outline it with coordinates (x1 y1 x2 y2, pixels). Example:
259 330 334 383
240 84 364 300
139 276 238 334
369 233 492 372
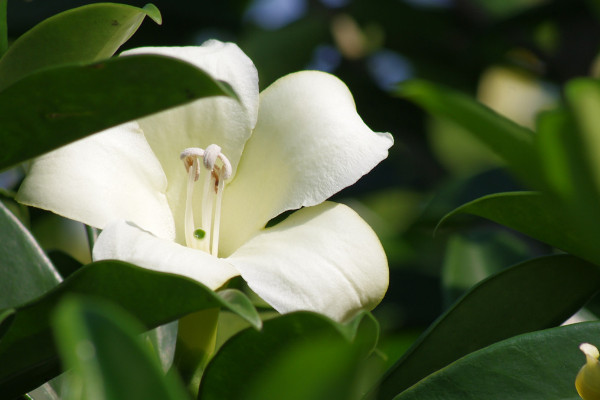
17 40 393 322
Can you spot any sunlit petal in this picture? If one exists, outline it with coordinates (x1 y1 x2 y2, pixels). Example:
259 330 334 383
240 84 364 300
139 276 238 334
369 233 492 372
93 220 239 290
228 202 388 322
220 71 393 255
17 122 175 239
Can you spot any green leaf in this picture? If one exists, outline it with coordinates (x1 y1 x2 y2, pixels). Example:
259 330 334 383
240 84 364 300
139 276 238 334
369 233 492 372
53 296 189 400
199 311 379 400
0 308 14 339
398 80 541 186
0 201 61 310
438 191 600 265
0 260 260 398
0 0 7 58
371 254 600 399
442 231 531 305
0 3 161 90
394 322 600 399
0 54 236 171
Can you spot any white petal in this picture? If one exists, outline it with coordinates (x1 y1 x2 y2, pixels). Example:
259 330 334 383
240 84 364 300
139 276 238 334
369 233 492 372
122 41 259 244
227 202 389 322
93 220 239 290
220 71 393 255
17 122 175 240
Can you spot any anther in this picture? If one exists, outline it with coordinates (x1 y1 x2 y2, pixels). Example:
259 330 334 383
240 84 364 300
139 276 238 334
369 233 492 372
180 148 205 181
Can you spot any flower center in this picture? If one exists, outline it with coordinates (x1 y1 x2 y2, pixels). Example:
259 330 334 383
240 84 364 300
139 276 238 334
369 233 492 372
180 145 232 256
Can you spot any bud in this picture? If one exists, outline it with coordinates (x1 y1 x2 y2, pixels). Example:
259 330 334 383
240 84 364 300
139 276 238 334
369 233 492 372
576 343 600 400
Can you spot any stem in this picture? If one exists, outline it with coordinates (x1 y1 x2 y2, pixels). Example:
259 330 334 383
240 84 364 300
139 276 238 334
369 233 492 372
0 0 7 58
85 225 97 257
174 308 219 396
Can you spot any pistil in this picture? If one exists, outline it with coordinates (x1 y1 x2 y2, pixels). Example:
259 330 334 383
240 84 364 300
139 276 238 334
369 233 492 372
180 145 231 256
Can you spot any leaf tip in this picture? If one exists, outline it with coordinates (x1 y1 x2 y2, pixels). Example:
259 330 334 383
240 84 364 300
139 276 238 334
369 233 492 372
143 4 162 25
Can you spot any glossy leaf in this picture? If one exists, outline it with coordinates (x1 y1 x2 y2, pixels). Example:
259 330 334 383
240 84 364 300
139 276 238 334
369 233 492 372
398 80 541 186
53 297 189 400
0 201 61 310
0 54 236 170
394 322 600 400
0 3 161 90
372 255 600 399
200 311 379 400
0 260 260 398
438 191 600 265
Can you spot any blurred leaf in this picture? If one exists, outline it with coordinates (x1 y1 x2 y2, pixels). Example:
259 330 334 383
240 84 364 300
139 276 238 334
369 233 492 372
0 261 260 398
0 3 161 90
394 322 600 400
371 254 600 399
398 80 541 186
0 201 61 310
428 117 502 176
442 230 531 305
0 54 236 171
439 191 600 265
53 296 189 400
200 311 379 400
144 321 178 373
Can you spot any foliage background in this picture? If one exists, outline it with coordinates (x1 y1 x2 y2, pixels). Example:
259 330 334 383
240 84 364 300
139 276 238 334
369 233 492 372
4 0 600 393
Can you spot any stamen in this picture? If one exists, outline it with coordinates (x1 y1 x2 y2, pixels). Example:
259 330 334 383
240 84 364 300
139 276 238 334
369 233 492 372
212 169 226 256
184 157 199 248
201 163 215 253
180 148 204 180
180 145 232 256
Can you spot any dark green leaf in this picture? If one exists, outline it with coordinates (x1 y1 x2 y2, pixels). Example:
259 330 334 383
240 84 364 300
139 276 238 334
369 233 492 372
0 260 260 398
0 308 14 339
394 322 600 400
0 54 236 171
398 80 541 186
371 255 600 399
0 201 61 310
438 191 600 265
53 296 189 400
200 311 378 400
0 3 161 90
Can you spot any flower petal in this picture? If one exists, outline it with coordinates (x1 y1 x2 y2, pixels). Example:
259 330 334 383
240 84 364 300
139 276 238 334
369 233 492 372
227 202 388 322
93 220 239 290
220 71 393 255
17 122 175 239
123 41 259 244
